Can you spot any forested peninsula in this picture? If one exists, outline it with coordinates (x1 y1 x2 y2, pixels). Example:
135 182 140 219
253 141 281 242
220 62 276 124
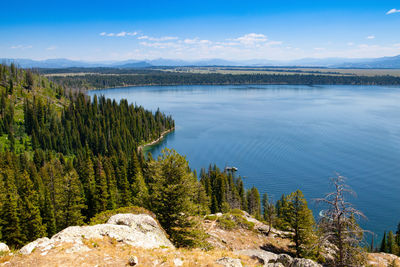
1 64 400 266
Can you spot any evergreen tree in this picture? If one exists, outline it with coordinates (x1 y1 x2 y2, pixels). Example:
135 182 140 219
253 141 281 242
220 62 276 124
247 186 261 219
76 152 97 219
262 192 276 235
381 231 388 253
128 152 148 207
59 164 86 229
42 187 56 236
387 231 397 255
93 158 108 213
281 190 316 258
148 149 200 247
0 170 24 247
16 171 46 242
8 79 13 95
102 157 117 210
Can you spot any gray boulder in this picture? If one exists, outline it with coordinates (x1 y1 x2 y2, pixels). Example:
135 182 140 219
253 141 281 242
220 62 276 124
236 249 322 267
0 242 9 253
20 213 174 255
290 258 322 267
236 249 278 264
216 257 243 267
277 254 293 266
20 237 51 255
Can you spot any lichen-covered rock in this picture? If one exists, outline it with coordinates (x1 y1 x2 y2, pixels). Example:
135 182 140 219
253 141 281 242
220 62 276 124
236 249 278 264
290 258 322 267
20 237 51 255
216 257 243 267
265 263 285 267
277 254 293 266
0 242 9 252
20 213 174 255
236 249 321 267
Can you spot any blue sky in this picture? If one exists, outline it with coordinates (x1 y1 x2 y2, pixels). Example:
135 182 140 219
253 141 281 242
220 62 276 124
1 0 400 61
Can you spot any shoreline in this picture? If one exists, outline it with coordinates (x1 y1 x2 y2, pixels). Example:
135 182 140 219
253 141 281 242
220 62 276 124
85 82 400 91
137 127 175 153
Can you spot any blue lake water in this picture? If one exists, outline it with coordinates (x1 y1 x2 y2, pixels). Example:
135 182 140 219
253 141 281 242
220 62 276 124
89 84 400 241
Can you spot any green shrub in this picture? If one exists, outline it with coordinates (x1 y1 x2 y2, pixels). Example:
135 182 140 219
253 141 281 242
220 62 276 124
204 214 218 221
217 215 237 230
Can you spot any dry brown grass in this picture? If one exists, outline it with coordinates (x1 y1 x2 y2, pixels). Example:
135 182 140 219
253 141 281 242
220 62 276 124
368 253 400 267
0 237 260 267
202 217 293 254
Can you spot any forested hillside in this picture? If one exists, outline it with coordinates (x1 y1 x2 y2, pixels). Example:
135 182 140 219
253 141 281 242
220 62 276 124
0 63 174 246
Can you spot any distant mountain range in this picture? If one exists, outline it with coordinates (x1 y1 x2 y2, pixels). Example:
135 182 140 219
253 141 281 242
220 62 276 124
2 55 400 68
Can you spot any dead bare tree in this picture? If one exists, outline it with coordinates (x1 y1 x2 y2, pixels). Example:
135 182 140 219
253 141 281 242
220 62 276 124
316 174 367 267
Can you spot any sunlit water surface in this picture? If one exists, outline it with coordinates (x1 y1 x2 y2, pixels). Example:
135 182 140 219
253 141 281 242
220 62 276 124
89 84 400 241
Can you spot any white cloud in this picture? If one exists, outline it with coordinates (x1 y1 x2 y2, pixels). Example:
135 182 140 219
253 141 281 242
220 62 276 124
116 32 127 37
10 45 32 50
386 8 400 15
366 35 375 39
347 42 354 46
100 31 138 37
183 38 211 45
314 47 325 51
266 41 283 46
138 35 178 41
139 41 181 49
234 33 268 45
46 46 57 50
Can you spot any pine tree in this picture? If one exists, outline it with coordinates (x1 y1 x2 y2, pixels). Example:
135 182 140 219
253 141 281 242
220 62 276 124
381 232 388 253
42 187 56 236
282 189 316 258
16 170 46 242
247 186 261 219
8 79 13 95
387 231 397 255
0 170 24 247
103 157 117 210
76 152 97 219
148 149 200 247
59 164 85 229
262 192 276 235
128 152 148 207
93 158 108 213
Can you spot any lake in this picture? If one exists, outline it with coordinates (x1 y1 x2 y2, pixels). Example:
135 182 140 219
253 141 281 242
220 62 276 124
89 84 400 241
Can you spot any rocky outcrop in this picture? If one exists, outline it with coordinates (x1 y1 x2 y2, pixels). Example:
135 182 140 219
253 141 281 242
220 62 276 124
0 242 9 253
20 213 174 255
216 257 243 267
238 249 278 264
236 249 322 267
241 211 291 238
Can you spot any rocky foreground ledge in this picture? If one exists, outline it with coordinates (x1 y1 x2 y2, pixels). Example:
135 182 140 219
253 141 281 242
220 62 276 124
19 213 174 255
0 212 399 266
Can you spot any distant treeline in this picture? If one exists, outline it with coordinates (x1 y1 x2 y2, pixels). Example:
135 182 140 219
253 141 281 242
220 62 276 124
48 72 400 89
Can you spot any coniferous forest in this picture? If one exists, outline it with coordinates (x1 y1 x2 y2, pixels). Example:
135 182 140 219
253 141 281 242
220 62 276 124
1 63 400 266
48 71 400 90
